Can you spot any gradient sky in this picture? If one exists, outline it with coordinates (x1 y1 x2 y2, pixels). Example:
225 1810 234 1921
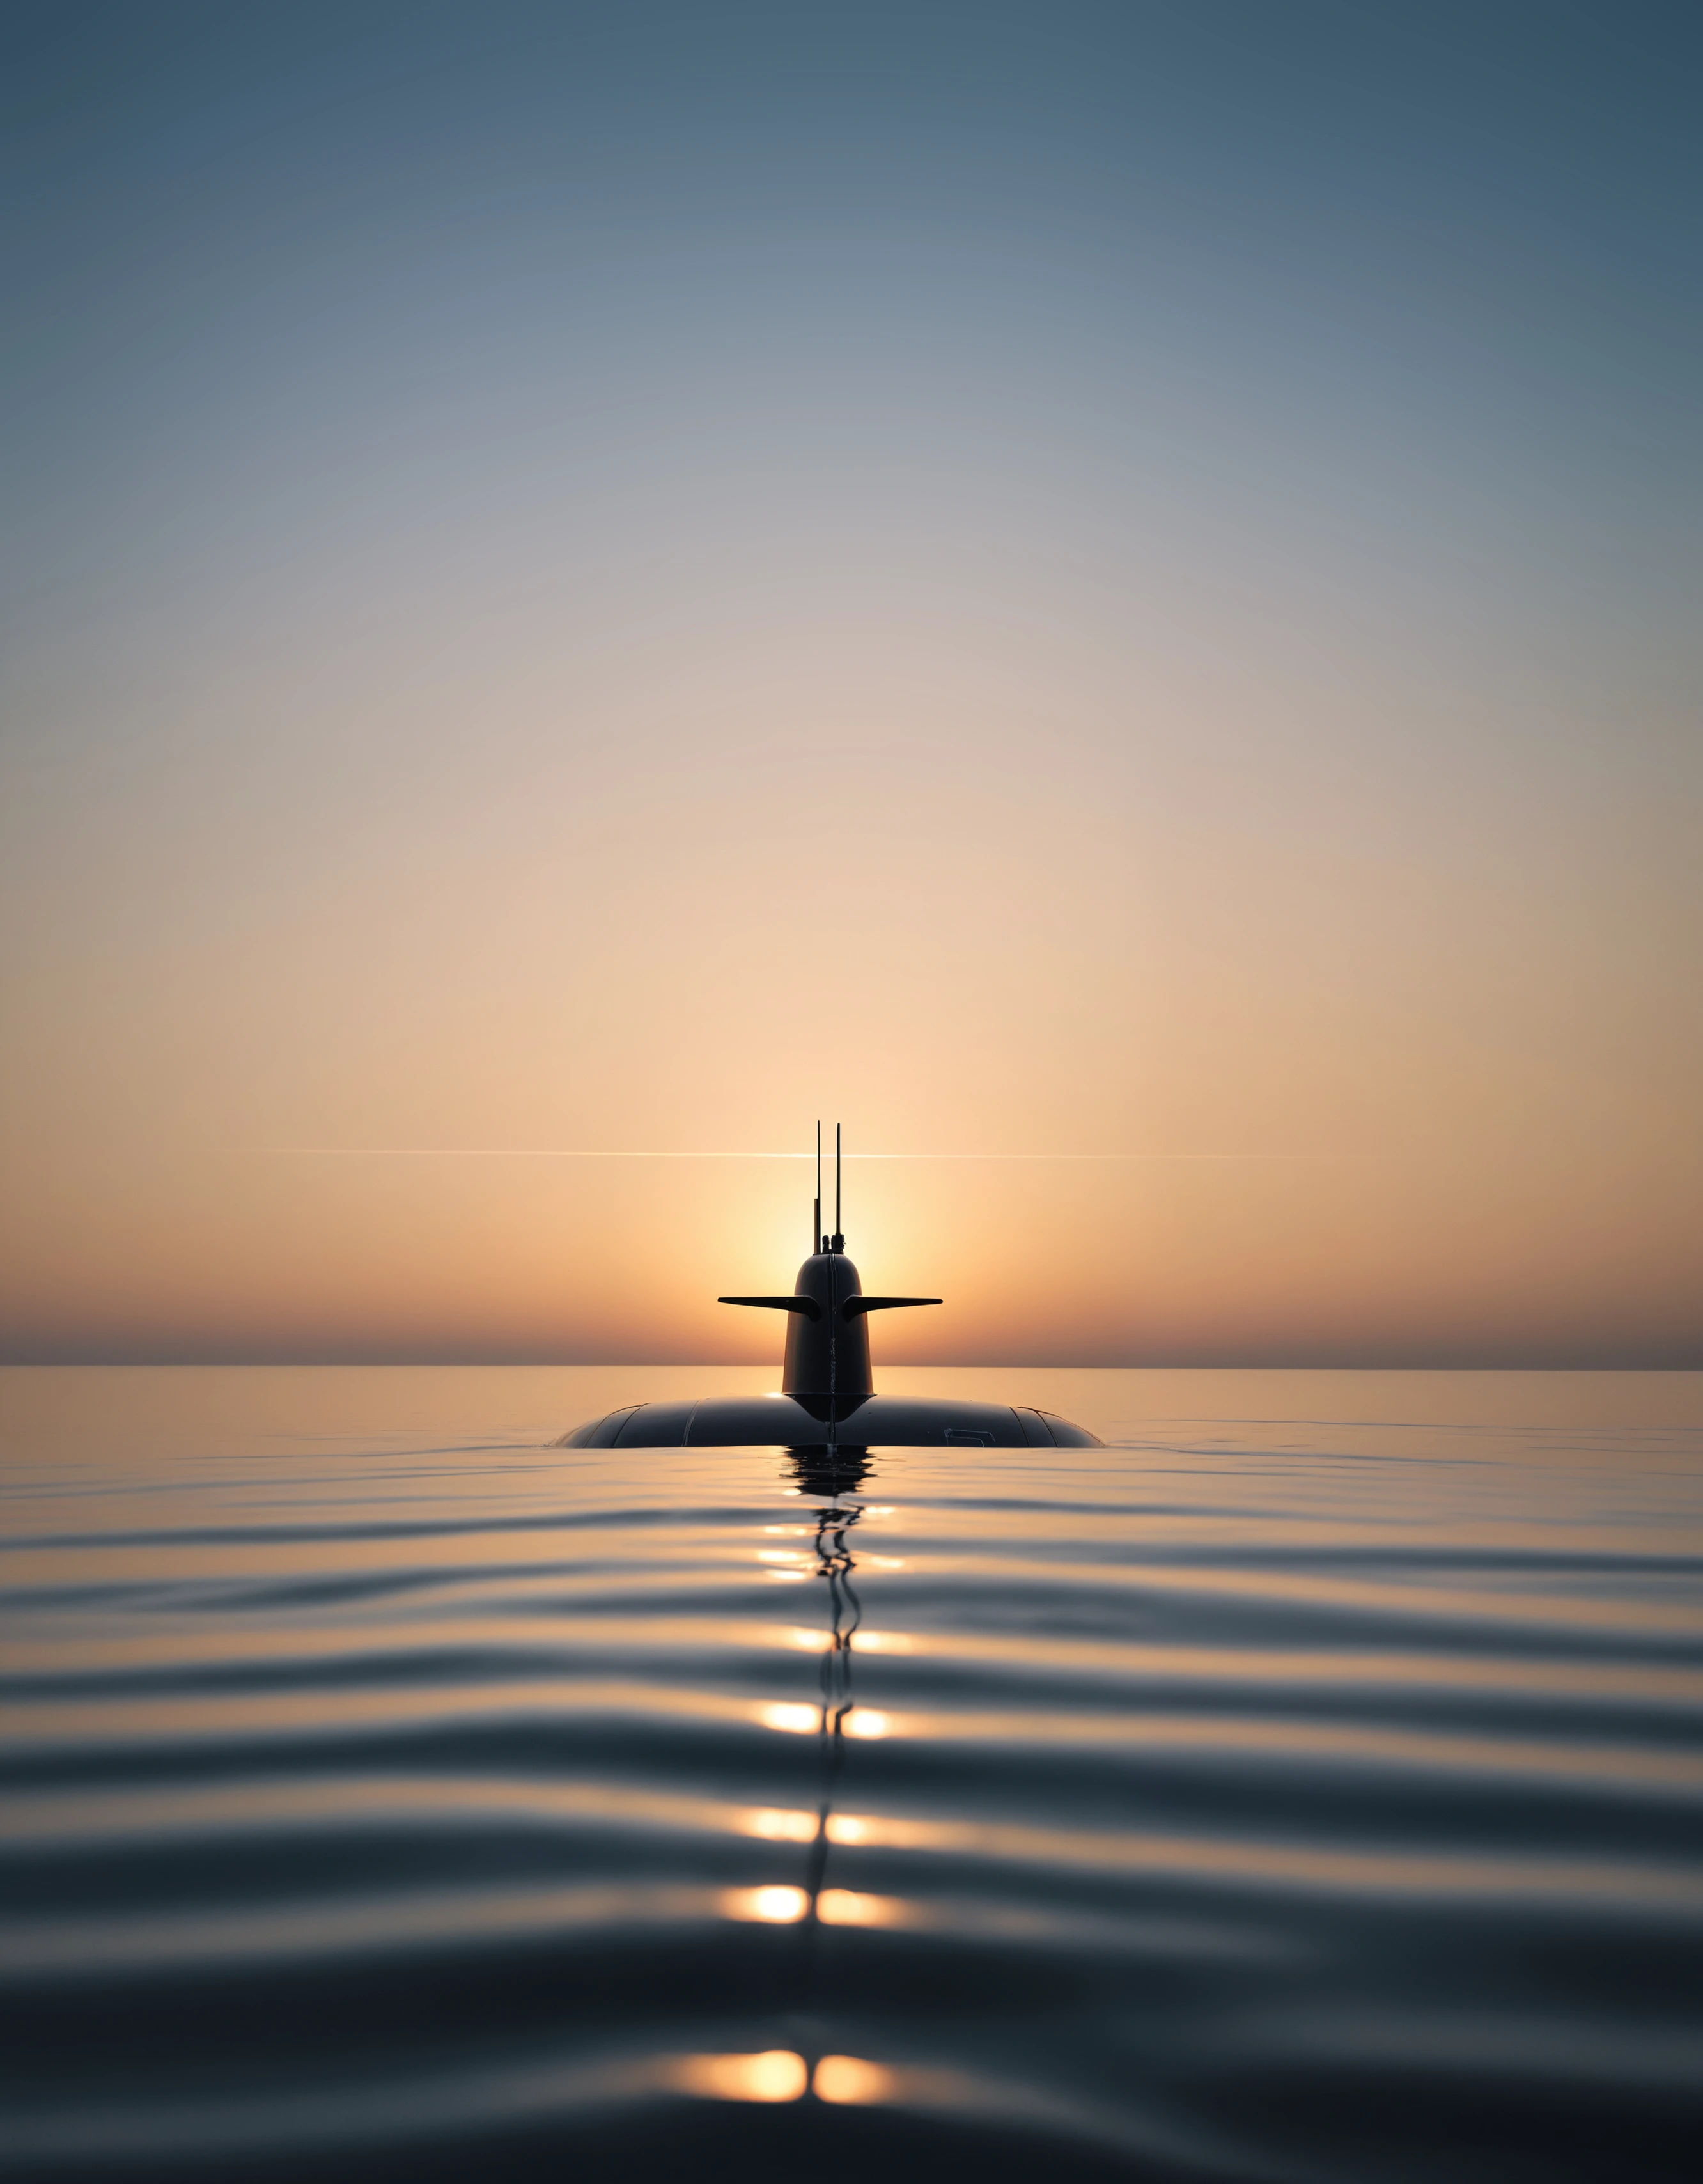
1 1 1698 1366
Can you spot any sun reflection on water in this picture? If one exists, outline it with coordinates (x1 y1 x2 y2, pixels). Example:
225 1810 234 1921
742 1806 818 1843
674 2050 810 2102
671 2051 899 2106
758 1702 819 1734
720 1885 810 1924
817 1888 908 1928
813 2054 899 2105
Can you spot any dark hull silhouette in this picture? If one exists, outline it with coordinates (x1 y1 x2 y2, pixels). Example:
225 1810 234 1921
559 1393 1098 1449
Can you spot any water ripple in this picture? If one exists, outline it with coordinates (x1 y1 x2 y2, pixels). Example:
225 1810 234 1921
1 1369 1699 2181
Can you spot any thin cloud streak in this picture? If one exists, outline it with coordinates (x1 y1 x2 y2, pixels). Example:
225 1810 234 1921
266 1148 1372 1162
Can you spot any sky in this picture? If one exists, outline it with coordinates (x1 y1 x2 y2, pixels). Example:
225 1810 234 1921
1 0 1698 1368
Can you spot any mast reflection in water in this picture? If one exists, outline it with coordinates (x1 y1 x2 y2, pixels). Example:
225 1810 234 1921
688 1447 903 2110
797 1455 868 1984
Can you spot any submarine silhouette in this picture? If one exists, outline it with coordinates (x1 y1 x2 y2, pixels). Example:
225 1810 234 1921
559 1126 1100 1450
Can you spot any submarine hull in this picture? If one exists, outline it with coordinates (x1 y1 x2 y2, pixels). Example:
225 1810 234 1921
557 1394 1099 1449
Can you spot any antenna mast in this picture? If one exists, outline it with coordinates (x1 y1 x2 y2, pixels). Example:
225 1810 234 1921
828 1121 840 1452
814 1121 821 1254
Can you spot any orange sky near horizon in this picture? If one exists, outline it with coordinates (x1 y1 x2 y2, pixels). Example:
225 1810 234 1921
1 6 1698 1368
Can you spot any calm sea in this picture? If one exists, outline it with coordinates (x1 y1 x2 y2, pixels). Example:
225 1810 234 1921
2 1366 1699 2182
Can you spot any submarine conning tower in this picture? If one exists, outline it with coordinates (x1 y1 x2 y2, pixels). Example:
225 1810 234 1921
553 1122 1102 1450
715 1123 942 1407
719 1236 942 1406
785 1246 871 1401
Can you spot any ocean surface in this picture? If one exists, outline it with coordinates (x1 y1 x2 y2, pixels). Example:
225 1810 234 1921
2 1365 1700 2183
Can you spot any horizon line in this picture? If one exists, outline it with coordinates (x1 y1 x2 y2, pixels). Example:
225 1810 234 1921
3 1354 1693 1372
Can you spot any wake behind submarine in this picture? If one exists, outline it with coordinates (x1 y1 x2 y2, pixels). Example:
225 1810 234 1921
559 1127 1100 1451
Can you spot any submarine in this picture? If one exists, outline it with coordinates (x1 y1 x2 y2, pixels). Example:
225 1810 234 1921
559 1127 1100 1450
